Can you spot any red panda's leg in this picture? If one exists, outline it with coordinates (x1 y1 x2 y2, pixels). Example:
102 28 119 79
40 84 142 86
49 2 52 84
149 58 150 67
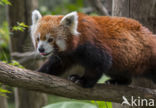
68 43 112 88
82 69 104 88
38 55 73 76
144 67 156 83
145 47 156 83
105 76 132 85
69 69 103 88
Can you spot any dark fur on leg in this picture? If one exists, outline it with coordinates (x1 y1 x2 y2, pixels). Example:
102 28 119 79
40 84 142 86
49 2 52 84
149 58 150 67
105 77 132 85
69 42 112 88
144 69 156 83
69 69 103 88
38 55 73 76
80 69 104 88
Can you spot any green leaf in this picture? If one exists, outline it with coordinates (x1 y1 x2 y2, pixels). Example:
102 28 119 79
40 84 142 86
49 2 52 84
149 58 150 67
0 92 7 97
0 87 11 97
0 1 4 5
98 75 110 84
91 101 112 108
2 60 24 69
12 22 28 32
18 22 28 28
0 21 10 61
43 101 97 108
0 0 11 5
9 60 24 69
0 88 11 93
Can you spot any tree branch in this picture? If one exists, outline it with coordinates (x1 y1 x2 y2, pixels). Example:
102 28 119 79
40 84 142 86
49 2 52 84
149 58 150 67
0 61 156 103
11 52 41 64
88 0 109 16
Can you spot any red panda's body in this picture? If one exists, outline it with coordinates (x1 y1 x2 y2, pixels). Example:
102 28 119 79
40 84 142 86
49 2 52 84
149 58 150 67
79 14 156 75
31 11 156 88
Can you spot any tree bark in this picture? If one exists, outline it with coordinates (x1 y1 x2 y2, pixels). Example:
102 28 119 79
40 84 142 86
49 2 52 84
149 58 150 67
0 62 156 104
87 0 109 15
112 0 130 17
14 88 47 108
0 96 8 108
103 0 112 15
7 0 47 108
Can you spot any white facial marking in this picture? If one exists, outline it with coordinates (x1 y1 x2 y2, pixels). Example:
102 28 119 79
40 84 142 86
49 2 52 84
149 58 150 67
60 11 80 36
37 40 53 54
56 39 66 51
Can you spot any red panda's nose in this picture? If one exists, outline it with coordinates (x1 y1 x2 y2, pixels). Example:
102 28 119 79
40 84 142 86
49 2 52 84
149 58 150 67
38 47 45 53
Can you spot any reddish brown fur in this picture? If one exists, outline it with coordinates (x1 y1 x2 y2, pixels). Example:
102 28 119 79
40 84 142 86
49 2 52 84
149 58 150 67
77 13 156 76
36 13 156 77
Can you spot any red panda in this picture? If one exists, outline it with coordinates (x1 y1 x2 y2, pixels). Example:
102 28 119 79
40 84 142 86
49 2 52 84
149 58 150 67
31 10 156 88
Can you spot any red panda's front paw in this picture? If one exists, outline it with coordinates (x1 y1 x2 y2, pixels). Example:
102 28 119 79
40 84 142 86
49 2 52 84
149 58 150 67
68 75 81 84
68 75 97 88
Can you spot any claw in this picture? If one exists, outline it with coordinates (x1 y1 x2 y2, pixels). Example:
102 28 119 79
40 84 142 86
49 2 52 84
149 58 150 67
68 75 81 84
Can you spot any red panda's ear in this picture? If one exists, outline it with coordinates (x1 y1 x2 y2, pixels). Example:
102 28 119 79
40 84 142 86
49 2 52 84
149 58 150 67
60 11 80 36
31 10 42 48
32 10 42 25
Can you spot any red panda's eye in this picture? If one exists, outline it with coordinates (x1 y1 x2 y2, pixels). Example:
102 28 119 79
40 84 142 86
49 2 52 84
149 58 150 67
37 37 39 41
48 38 54 43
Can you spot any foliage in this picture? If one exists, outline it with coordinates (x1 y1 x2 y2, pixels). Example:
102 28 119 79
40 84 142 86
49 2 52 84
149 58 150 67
2 60 24 69
0 0 11 6
12 22 29 32
53 0 83 14
0 85 11 97
43 101 97 108
44 101 112 108
91 101 112 108
0 21 10 61
0 9 27 99
0 0 11 99
0 21 28 61
98 75 110 84
40 0 84 15
0 20 24 97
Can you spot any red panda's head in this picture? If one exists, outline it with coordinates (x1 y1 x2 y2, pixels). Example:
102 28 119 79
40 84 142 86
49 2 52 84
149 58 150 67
31 10 80 56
